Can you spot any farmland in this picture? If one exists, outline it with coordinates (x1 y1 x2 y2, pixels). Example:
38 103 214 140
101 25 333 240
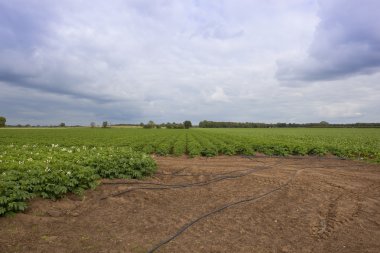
1 127 380 252
1 127 379 215
1 127 379 160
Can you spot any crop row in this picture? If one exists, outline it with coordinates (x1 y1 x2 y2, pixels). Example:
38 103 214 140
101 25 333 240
124 131 380 161
0 144 156 216
0 128 379 162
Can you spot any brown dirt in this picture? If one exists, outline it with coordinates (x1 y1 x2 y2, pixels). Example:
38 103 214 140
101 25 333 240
1 156 380 253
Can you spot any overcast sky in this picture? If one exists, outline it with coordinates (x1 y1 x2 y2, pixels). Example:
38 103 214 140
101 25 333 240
0 0 379 125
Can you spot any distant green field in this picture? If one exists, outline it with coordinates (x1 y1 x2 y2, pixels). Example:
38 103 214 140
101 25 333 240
1 127 379 161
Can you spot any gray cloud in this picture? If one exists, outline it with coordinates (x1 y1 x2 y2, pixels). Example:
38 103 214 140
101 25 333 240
0 1 54 50
277 0 380 82
0 83 143 125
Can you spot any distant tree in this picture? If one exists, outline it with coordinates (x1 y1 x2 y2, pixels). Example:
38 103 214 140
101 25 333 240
139 122 144 127
102 121 108 128
0 116 6 127
276 123 287 128
90 122 96 128
148 120 155 128
143 120 156 129
59 122 66 127
183 120 192 129
320 121 329 125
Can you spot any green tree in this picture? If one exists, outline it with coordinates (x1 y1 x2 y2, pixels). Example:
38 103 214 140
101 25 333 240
183 120 192 129
59 122 66 127
90 122 96 128
0 116 6 127
102 121 108 128
143 120 156 129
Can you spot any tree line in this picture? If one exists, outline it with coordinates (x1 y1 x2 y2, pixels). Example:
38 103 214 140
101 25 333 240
198 120 380 128
141 120 192 129
2 115 379 129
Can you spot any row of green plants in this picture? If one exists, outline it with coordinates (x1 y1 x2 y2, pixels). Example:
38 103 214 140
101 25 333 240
0 128 379 161
0 128 380 162
119 130 379 161
0 144 156 216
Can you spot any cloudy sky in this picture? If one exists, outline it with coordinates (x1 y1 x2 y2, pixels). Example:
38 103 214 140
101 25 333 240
0 0 379 125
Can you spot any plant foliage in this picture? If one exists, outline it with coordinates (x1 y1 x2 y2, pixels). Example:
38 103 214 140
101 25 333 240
0 145 156 216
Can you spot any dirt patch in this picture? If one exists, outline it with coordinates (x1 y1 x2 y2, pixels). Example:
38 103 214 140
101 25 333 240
1 156 379 253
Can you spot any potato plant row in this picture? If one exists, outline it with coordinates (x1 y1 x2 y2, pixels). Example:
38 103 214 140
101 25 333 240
113 130 379 162
1 128 379 162
0 144 156 216
189 131 375 161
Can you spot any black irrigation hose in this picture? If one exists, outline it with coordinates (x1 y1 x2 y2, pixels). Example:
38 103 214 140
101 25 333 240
101 157 371 251
101 167 269 200
148 167 263 177
306 164 371 168
102 168 260 187
146 169 300 253
241 155 348 160
154 172 209 177
146 160 374 253
103 168 254 185
242 155 376 168
154 159 288 178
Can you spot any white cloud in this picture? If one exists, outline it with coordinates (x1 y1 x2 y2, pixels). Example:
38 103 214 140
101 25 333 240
317 103 363 119
209 87 230 103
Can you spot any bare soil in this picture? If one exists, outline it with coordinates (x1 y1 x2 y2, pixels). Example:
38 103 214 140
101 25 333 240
1 156 380 253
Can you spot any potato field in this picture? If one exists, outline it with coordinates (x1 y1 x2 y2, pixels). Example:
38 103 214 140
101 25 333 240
1 127 380 252
0 128 380 215
1 128 380 159
1 127 379 216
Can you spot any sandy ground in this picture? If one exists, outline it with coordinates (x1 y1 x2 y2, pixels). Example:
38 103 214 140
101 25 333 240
0 156 379 253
